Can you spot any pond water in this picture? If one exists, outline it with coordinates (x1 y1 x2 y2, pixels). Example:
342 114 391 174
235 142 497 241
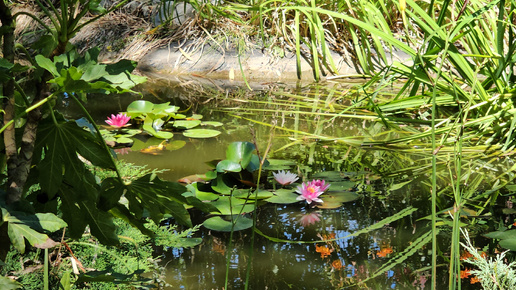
63 79 502 289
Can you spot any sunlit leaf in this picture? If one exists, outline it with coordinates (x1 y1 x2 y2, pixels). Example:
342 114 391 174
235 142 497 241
265 189 300 204
209 196 256 215
216 160 242 173
226 141 255 169
202 121 224 127
183 129 221 139
173 120 201 129
0 275 22 289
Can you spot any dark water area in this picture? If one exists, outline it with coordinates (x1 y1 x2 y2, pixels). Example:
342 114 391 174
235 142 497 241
61 80 498 289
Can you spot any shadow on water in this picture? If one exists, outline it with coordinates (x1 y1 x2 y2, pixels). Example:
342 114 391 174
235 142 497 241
65 79 505 289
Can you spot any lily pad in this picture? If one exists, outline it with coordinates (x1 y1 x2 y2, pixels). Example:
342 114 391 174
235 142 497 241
216 160 241 173
209 196 256 215
115 136 133 145
203 216 253 232
185 183 219 201
265 189 300 204
232 189 274 200
317 192 360 209
202 121 224 127
183 129 221 139
126 100 153 115
173 120 202 129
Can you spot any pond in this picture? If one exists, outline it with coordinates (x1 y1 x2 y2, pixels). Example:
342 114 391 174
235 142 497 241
62 78 507 289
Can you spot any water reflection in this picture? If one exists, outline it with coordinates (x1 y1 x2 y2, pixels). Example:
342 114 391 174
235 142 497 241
158 200 438 289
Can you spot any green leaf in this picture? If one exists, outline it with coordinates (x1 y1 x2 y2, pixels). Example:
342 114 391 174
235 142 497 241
203 216 253 232
81 62 107 82
201 121 223 127
186 183 219 201
216 160 242 173
173 120 202 129
485 230 516 240
35 55 58 76
318 192 360 209
0 275 22 289
126 100 154 115
208 196 256 215
233 189 273 199
388 180 412 192
183 129 221 139
499 239 516 251
4 211 64 253
226 142 255 169
265 189 300 204
80 199 119 246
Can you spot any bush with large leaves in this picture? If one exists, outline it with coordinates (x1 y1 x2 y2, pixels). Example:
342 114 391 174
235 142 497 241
0 2 207 281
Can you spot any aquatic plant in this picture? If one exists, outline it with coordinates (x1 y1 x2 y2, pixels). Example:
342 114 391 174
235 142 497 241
105 113 130 128
273 170 299 185
295 180 328 204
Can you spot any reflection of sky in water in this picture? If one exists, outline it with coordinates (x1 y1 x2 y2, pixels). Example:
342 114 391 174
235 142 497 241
157 202 436 289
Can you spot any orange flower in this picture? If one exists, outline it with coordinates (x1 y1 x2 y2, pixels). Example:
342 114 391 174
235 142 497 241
332 259 343 270
460 251 473 260
376 247 393 258
315 245 333 258
460 268 471 279
470 276 481 284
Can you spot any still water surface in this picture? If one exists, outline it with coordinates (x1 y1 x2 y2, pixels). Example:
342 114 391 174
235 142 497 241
65 80 491 289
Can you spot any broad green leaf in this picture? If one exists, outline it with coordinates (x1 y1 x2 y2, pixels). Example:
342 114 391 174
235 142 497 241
209 196 256 215
211 174 234 195
0 275 22 289
177 237 203 248
35 55 58 76
186 183 219 201
183 129 221 139
499 239 516 251
6 217 49 253
142 117 174 139
318 192 360 209
485 230 516 240
216 160 242 173
126 100 154 115
233 189 273 199
80 199 119 246
82 63 107 82
173 120 201 129
202 121 223 127
203 216 253 232
265 189 300 204
226 141 255 169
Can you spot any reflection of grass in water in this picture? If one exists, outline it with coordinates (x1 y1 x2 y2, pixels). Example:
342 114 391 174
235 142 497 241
87 159 169 182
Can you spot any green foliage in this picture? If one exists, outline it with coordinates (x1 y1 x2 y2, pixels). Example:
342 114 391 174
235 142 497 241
462 230 516 289
123 100 221 139
1 219 200 289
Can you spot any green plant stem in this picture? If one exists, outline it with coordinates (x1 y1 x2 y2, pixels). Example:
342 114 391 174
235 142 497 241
0 94 54 134
44 248 49 290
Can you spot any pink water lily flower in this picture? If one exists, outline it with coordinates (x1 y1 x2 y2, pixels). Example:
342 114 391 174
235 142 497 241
310 179 330 193
296 181 325 204
106 113 130 128
298 212 321 227
273 170 299 185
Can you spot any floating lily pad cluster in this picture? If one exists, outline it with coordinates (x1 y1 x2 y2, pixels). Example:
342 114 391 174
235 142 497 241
100 100 223 147
125 100 223 139
181 141 361 232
